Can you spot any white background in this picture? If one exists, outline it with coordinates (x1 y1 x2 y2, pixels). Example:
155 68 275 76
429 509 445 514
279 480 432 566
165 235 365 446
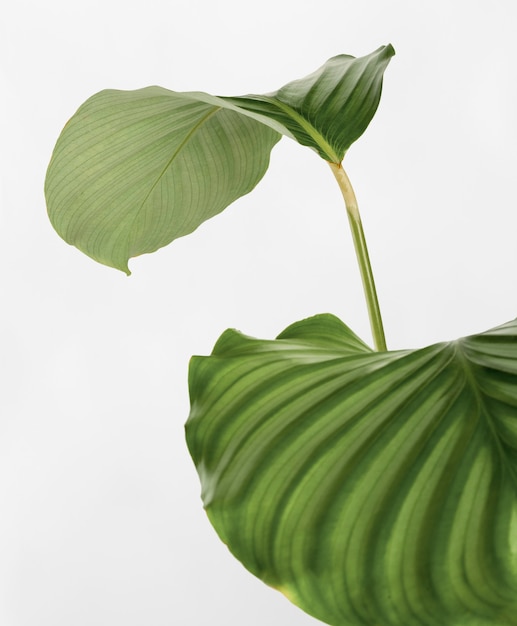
2 1 517 624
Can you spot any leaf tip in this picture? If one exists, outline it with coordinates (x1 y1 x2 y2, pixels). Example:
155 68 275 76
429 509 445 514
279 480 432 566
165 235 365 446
96 255 131 276
385 43 396 57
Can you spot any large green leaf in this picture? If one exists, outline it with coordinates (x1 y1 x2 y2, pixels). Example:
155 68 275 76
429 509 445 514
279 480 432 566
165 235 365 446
45 46 393 273
186 314 517 626
45 89 281 274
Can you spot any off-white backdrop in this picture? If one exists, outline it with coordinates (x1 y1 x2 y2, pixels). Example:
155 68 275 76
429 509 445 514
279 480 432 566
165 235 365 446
2 1 517 624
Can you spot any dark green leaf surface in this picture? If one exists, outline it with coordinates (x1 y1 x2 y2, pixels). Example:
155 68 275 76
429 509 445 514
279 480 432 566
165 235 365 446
186 314 517 626
45 89 281 274
226 45 395 162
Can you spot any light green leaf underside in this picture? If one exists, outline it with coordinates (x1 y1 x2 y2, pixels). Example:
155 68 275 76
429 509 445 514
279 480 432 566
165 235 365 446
45 89 281 274
186 314 517 626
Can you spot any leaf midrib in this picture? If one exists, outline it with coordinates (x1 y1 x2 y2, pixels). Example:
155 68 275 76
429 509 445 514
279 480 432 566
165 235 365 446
131 104 221 225
257 96 341 163
454 342 517 487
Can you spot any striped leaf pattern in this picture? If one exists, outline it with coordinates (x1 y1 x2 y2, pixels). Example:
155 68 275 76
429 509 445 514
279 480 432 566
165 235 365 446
186 314 517 626
226 44 395 162
45 88 281 274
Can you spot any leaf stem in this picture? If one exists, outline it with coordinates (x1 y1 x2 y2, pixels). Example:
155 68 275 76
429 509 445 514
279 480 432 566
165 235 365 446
328 161 387 351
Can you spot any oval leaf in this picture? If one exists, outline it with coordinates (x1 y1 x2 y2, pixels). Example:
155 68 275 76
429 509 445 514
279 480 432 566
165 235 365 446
186 314 517 626
45 88 281 273
225 44 395 162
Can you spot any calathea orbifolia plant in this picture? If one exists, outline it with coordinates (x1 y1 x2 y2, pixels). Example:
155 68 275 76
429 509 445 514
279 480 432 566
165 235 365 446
45 45 517 626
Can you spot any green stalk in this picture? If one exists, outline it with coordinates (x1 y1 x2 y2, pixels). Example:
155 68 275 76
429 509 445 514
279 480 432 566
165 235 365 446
328 161 387 351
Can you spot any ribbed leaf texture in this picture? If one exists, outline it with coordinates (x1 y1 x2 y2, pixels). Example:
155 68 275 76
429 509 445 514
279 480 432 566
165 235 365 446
45 89 281 274
226 44 395 162
186 314 517 626
45 46 393 273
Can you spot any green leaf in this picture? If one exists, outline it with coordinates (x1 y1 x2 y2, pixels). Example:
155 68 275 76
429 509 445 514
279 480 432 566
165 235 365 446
45 88 281 274
45 46 393 273
225 44 395 162
186 314 517 626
